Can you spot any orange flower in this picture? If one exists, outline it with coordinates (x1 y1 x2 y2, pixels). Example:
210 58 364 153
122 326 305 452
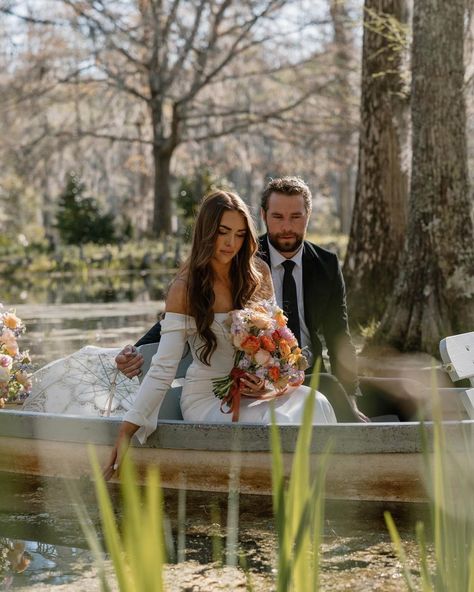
3 312 21 330
271 330 281 342
274 310 287 328
240 335 260 355
260 335 276 352
268 366 280 382
279 339 291 358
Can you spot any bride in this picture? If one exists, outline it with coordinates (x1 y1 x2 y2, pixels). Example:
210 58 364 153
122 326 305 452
104 189 336 479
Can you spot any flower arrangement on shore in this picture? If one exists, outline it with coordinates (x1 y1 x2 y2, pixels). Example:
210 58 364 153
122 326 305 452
0 304 33 406
213 300 309 421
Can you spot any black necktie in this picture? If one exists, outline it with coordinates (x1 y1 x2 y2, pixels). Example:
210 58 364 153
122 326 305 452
282 260 301 346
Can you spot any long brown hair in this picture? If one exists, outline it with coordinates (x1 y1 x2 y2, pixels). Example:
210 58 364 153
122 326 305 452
186 190 261 365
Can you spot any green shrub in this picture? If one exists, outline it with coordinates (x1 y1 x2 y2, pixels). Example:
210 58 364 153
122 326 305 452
56 172 116 245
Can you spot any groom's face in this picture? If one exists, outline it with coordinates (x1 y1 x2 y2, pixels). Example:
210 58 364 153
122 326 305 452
262 192 309 257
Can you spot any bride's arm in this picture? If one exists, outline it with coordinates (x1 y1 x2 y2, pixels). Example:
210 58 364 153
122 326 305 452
105 279 189 479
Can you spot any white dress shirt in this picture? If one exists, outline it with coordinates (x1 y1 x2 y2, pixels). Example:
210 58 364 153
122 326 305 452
267 239 313 366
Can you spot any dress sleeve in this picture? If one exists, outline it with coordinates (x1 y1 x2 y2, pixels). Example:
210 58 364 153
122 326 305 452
124 314 193 443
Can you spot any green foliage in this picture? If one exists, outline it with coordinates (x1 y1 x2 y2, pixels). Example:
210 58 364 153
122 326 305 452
385 386 474 591
74 447 166 592
271 365 329 592
56 172 116 245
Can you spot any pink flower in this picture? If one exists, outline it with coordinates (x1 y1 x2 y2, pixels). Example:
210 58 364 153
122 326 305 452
279 327 297 345
0 354 12 368
2 337 19 357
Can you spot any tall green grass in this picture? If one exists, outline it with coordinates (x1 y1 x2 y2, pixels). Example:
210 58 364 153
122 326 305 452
74 447 166 592
75 377 330 591
385 387 474 591
271 371 330 592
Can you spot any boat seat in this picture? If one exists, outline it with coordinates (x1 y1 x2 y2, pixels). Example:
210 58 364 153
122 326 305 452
439 331 474 419
136 342 192 420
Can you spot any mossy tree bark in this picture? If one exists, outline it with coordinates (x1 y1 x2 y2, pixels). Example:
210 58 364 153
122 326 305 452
343 0 410 323
373 0 474 355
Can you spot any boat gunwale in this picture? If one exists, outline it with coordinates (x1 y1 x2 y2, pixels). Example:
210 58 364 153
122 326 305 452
1 410 473 454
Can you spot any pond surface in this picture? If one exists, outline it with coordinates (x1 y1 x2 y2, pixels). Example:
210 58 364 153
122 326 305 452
0 473 429 591
1 278 432 590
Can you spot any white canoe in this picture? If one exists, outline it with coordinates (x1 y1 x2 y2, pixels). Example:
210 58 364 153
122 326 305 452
1 409 473 502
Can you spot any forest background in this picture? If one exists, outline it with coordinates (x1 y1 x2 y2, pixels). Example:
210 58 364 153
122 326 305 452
1 0 473 356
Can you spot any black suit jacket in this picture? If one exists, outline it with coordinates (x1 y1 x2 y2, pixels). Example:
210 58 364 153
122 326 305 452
135 235 359 397
258 235 359 397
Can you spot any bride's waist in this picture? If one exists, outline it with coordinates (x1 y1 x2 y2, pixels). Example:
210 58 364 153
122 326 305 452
186 361 232 380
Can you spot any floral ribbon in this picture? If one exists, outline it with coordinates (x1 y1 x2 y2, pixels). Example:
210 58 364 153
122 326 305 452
219 367 247 422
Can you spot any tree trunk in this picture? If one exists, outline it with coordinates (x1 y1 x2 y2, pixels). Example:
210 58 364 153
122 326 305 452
152 146 173 236
373 0 474 355
329 0 357 235
343 0 410 323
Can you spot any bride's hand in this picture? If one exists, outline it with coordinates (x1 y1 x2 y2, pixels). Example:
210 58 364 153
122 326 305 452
240 373 268 397
103 421 139 481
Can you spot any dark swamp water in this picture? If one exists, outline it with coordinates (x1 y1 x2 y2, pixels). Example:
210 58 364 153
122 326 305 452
1 272 432 590
0 472 430 591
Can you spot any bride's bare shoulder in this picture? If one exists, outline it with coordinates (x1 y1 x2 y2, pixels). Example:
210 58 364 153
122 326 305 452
165 272 189 314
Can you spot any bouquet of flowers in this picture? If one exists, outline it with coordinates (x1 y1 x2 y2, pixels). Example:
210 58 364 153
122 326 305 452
0 304 33 406
213 300 309 421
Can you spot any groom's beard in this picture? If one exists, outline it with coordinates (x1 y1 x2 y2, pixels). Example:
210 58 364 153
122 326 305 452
267 232 304 254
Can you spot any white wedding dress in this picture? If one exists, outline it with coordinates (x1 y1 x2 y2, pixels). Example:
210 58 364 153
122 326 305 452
125 312 337 444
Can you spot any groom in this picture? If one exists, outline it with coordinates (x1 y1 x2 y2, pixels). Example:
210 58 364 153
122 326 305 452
117 176 375 422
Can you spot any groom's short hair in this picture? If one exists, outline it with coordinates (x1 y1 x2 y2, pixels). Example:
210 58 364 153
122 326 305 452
261 176 312 213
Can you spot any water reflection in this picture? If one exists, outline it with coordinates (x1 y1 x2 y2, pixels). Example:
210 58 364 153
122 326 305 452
2 271 175 305
9 301 164 368
0 538 94 589
0 472 430 590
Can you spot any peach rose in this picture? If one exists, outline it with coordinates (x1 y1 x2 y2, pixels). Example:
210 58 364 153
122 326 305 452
15 370 30 386
2 338 19 357
254 349 272 366
233 332 247 348
0 328 14 343
248 312 272 330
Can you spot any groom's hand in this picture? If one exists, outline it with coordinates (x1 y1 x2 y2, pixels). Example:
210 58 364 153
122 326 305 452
349 395 370 422
115 345 144 379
